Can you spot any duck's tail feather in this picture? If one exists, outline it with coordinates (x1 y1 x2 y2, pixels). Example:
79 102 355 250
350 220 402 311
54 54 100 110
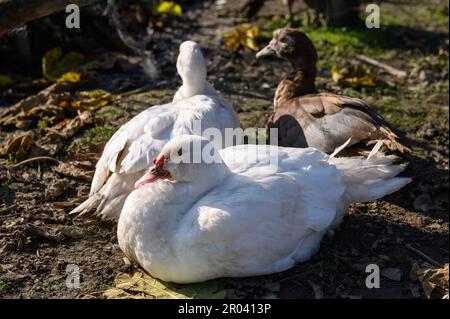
329 152 411 204
89 159 110 196
69 193 103 217
70 171 142 221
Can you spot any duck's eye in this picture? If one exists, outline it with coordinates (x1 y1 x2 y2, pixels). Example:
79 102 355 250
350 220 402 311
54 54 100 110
279 37 288 43
177 148 183 156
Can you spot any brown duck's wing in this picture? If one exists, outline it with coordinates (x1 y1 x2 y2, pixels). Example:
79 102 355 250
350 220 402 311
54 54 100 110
269 93 410 154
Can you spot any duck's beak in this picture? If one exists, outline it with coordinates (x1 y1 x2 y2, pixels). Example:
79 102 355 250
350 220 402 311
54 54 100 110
134 156 171 188
256 44 276 59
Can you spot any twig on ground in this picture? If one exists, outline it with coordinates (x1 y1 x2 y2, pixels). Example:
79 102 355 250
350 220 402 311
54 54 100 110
11 156 60 168
405 243 444 268
0 204 17 214
356 54 408 79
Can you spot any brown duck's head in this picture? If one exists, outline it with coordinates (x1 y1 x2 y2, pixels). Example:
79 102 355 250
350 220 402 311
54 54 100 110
256 28 318 69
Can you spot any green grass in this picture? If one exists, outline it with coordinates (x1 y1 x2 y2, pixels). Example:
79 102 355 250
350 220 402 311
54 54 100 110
67 125 117 152
382 3 449 29
37 120 54 129
38 277 62 293
305 27 391 53
83 126 116 144
7 153 24 164
83 224 101 234
0 280 11 291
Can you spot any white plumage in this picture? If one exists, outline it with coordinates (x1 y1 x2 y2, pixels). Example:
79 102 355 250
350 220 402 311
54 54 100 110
70 41 239 220
118 135 411 283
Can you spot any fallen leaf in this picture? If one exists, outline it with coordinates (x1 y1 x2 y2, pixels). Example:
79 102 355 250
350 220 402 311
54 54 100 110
155 1 182 16
410 262 449 299
42 48 85 82
71 90 112 111
57 72 81 83
40 111 94 155
224 24 260 52
0 134 33 158
331 64 376 88
104 270 227 299
0 83 69 129
103 288 152 299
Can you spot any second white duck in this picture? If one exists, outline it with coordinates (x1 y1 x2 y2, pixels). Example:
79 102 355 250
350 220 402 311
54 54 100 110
118 135 411 284
70 41 239 220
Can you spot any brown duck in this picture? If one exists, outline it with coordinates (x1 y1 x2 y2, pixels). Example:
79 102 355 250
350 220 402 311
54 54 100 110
256 28 410 155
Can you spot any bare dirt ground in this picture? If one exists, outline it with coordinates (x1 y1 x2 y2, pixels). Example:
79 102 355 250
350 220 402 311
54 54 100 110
0 0 448 298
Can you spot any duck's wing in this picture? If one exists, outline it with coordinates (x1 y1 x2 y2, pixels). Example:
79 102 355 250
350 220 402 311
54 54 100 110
120 95 239 174
270 93 410 154
90 103 175 195
177 147 345 278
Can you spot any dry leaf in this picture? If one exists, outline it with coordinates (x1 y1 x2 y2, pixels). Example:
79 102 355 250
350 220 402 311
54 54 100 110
155 1 182 16
42 48 85 82
72 90 112 111
410 262 449 299
224 24 260 52
57 72 81 83
0 134 33 158
0 83 69 129
39 111 94 155
103 270 227 299
331 65 376 88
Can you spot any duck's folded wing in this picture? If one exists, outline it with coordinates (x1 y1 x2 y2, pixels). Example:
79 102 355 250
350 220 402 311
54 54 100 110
272 93 408 153
119 105 212 174
90 104 174 194
305 93 409 152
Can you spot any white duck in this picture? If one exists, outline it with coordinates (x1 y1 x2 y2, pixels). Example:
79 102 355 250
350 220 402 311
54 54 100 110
118 135 411 284
70 41 239 220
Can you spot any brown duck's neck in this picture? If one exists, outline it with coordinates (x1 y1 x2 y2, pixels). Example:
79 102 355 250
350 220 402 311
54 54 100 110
274 67 318 109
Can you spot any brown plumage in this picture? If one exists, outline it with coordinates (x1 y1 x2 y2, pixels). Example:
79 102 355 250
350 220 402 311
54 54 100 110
256 28 410 155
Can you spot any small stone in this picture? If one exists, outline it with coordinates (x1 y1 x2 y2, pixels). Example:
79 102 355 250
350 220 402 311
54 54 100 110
382 267 403 281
